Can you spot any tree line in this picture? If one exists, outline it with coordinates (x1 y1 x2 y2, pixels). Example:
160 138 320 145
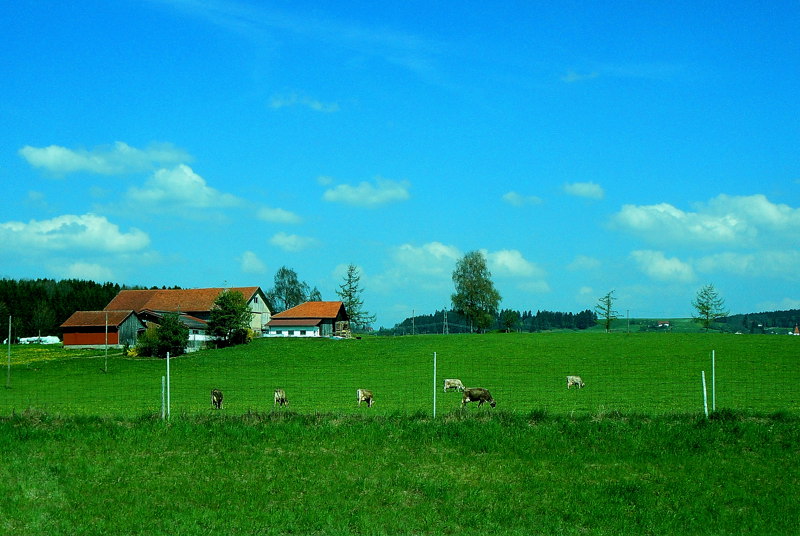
380 308 598 335
0 278 154 339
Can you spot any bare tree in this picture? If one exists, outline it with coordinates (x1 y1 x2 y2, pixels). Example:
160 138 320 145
595 290 619 333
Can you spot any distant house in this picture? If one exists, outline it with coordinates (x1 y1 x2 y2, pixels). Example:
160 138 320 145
266 301 349 337
657 320 670 328
62 287 271 349
104 287 271 335
61 310 145 348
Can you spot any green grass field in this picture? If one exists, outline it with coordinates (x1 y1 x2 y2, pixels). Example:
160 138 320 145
2 334 799 534
1 332 798 417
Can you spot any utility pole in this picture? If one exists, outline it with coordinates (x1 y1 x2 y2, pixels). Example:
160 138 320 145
443 309 449 335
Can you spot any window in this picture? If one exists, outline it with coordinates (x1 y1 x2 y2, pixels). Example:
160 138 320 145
299 330 306 336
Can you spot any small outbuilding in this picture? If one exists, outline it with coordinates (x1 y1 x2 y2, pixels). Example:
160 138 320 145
266 301 349 337
61 310 144 348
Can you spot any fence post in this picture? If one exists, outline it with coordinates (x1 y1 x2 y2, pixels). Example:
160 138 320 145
432 352 437 419
161 376 166 420
702 370 708 418
166 351 171 420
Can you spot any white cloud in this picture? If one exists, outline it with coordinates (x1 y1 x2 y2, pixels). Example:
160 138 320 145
481 249 544 278
19 141 190 175
269 232 319 252
564 181 604 200
630 250 695 282
0 213 150 253
323 177 410 207
695 250 800 279
240 251 267 274
611 194 800 247
257 206 302 224
393 242 461 276
502 191 542 207
270 93 340 113
127 165 240 208
63 262 114 281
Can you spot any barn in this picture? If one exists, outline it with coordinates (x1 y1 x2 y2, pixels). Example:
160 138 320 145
266 301 350 337
103 287 271 335
62 286 271 349
61 310 144 348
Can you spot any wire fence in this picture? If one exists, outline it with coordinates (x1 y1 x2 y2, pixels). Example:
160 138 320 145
2 334 798 418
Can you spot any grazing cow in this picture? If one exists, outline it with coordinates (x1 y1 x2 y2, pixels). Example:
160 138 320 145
274 388 289 407
462 387 496 408
443 378 465 392
357 389 374 408
566 375 585 389
211 388 224 409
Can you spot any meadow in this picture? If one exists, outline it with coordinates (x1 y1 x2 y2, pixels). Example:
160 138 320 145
2 333 799 535
1 332 798 417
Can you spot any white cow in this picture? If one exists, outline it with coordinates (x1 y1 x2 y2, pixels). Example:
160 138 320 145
357 389 374 408
274 388 289 407
566 375 585 389
443 378 465 392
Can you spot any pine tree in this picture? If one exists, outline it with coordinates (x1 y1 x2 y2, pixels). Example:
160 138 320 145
336 264 376 330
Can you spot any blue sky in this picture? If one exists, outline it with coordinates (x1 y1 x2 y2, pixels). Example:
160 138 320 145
1 1 799 327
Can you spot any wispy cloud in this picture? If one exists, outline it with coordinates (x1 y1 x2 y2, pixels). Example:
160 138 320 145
564 181 604 200
0 213 150 253
257 206 302 224
270 93 339 113
239 250 267 274
19 141 191 176
323 177 410 208
561 70 599 83
502 191 543 207
150 0 444 80
269 232 319 252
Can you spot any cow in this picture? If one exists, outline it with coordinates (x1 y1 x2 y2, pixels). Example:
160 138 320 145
211 388 224 409
443 378 465 392
566 375 585 389
461 387 496 408
274 388 289 407
357 389 374 408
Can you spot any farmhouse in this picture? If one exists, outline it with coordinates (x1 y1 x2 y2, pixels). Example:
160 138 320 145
61 310 145 348
62 287 271 349
267 301 349 337
104 287 271 335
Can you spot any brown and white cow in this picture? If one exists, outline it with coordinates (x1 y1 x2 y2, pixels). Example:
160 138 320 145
274 388 289 407
443 378 465 392
566 375 585 389
357 388 374 408
461 387 496 408
211 388 224 409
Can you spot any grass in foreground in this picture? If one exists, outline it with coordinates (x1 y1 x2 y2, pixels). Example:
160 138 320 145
1 410 798 535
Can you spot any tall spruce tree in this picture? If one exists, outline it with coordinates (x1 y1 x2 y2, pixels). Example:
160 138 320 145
336 264 376 330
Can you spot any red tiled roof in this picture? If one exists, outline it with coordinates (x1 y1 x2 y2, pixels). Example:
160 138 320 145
104 287 260 313
267 318 323 327
271 301 348 320
61 310 137 328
